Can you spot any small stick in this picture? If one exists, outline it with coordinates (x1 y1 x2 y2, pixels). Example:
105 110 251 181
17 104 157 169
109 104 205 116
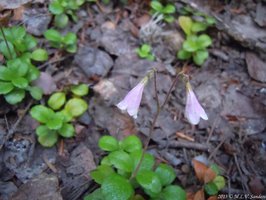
159 140 209 151
0 26 13 59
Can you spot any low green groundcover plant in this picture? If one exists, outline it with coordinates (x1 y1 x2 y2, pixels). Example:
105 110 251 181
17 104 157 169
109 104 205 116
44 29 77 53
177 16 215 66
150 0 176 23
30 84 89 147
84 135 186 200
136 44 155 61
0 26 48 104
49 0 86 28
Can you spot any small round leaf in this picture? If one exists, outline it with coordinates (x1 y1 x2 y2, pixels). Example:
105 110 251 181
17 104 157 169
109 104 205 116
64 98 88 117
161 185 186 200
71 84 89 96
99 136 119 151
31 48 48 61
54 13 69 28
193 50 209 66
38 130 58 147
204 182 219 195
0 82 14 94
44 29 62 42
28 86 43 100
48 92 66 110
102 173 134 200
155 163 176 186
4 89 25 104
58 123 75 138
213 176 225 190
120 135 142 153
46 112 64 130
178 16 193 35
136 170 162 194
108 150 133 172
91 165 115 184
130 150 155 172
30 105 53 123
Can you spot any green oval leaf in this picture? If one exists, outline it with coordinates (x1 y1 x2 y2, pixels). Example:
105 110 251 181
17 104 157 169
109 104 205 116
191 22 208 33
30 105 53 123
161 185 186 200
64 98 88 117
108 150 133 172
178 16 193 35
197 34 212 48
38 130 58 147
193 50 209 66
46 112 64 130
4 89 25 104
151 1 163 12
0 66 14 81
136 170 162 194
58 123 75 138
155 163 176 186
163 4 175 14
183 35 198 52
7 58 29 77
63 32 77 45
204 182 219 195
177 49 192 60
44 29 62 42
48 92 66 110
213 175 225 190
28 86 43 100
91 165 115 184
130 150 155 172
0 82 14 94
54 13 69 28
49 1 64 14
11 77 29 89
71 84 89 96
120 135 142 153
102 173 134 200
31 48 48 61
36 125 50 136
99 136 119 152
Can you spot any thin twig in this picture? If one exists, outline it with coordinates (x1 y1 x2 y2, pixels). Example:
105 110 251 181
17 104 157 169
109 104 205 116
158 140 209 151
0 26 13 59
0 100 33 150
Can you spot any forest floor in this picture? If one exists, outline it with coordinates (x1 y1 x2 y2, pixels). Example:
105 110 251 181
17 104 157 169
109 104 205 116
0 0 266 200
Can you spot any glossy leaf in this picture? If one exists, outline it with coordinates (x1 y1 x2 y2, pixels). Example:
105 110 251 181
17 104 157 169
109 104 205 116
46 112 64 130
102 173 134 200
108 150 133 172
64 98 88 117
163 4 175 14
120 135 142 153
48 92 66 110
177 49 192 60
84 188 104 200
30 105 53 123
99 136 119 152
0 82 14 94
151 1 163 12
4 89 25 104
36 125 50 136
7 58 29 77
49 1 64 14
197 34 212 48
161 185 186 200
58 123 75 138
183 35 198 52
54 13 69 28
63 32 77 45
31 48 48 61
155 163 176 186
38 130 58 147
0 66 13 81
193 50 208 66
130 150 155 172
213 176 225 190
204 182 219 195
91 165 115 184
136 170 162 194
44 29 62 42
178 16 193 35
71 84 89 96
11 77 29 89
28 86 43 100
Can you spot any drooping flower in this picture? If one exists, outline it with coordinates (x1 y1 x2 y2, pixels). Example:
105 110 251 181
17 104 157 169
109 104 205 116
185 82 208 125
116 77 148 119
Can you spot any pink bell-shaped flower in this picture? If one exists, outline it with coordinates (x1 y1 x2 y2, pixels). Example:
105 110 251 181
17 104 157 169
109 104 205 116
116 77 148 119
185 82 208 125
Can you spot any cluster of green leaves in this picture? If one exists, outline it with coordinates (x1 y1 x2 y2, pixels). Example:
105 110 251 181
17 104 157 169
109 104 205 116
44 29 77 53
49 0 87 28
30 84 89 147
203 164 226 196
0 26 48 104
150 1 176 23
136 44 155 61
84 135 186 200
177 16 215 66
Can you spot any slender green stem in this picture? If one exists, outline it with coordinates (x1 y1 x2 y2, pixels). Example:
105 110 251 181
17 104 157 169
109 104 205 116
130 71 181 179
0 26 12 59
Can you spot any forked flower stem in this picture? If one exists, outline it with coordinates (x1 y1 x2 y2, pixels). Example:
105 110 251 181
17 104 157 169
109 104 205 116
130 66 184 179
0 26 12 59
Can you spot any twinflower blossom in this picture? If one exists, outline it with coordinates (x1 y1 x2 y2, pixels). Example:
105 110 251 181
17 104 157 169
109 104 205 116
185 82 208 125
116 77 148 119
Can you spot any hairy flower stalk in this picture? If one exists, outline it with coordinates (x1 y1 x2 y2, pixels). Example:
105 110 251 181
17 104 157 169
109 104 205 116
185 82 208 125
116 77 148 119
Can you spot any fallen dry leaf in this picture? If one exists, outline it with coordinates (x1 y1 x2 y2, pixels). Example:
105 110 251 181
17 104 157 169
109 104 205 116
208 196 218 200
193 159 209 182
204 167 217 183
176 131 195 142
193 189 205 200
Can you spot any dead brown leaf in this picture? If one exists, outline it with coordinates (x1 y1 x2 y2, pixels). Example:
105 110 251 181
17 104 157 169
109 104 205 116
193 189 205 200
204 167 217 183
193 159 209 182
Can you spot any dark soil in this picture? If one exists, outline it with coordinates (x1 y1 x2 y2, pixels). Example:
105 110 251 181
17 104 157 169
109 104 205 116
0 0 266 199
